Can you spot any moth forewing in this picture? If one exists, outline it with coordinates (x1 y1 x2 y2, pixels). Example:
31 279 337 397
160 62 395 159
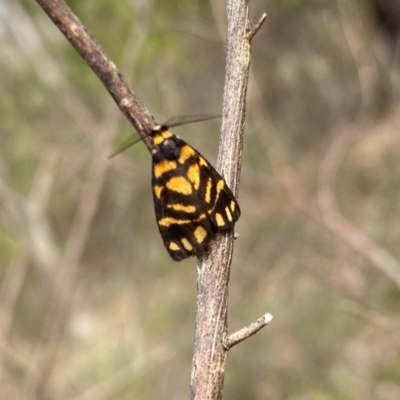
151 131 240 261
109 114 240 261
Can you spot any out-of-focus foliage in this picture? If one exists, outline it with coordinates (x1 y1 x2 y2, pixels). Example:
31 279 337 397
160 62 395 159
1 0 400 399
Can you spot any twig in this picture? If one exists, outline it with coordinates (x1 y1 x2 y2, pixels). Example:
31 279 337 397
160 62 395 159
30 1 157 397
225 313 273 350
0 331 34 372
26 150 60 272
248 13 267 43
0 255 30 365
71 344 175 400
35 0 155 149
190 2 269 400
341 300 400 337
248 76 400 290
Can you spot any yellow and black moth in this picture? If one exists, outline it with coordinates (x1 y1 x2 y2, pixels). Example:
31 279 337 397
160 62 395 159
110 116 240 261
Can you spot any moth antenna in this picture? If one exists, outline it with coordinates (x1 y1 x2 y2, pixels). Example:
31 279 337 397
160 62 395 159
108 114 220 159
108 135 148 159
163 114 221 129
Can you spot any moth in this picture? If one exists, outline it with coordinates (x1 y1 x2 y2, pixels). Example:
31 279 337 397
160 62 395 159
109 115 240 261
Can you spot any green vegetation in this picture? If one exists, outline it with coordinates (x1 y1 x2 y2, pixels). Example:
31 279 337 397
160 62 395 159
1 0 399 399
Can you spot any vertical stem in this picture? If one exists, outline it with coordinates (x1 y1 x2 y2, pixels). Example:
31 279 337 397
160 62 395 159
190 0 251 399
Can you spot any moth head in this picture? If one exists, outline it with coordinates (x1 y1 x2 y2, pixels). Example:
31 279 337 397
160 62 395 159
158 137 180 160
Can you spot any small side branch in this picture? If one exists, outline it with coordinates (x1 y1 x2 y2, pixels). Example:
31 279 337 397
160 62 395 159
248 13 267 43
225 313 273 350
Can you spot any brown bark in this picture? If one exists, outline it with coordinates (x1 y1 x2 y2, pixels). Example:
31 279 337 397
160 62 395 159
190 5 268 400
36 0 155 149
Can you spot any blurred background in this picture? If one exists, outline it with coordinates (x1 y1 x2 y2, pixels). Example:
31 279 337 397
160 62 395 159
1 0 400 399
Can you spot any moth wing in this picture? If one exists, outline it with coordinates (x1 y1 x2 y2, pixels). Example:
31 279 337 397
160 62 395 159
151 138 240 261
152 149 217 261
195 155 241 230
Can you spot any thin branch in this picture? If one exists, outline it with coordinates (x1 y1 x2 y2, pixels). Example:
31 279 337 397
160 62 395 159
225 313 273 350
0 255 30 366
35 0 155 149
26 150 60 272
317 208 400 289
71 344 175 400
190 1 267 400
30 1 157 397
341 300 400 336
248 75 400 290
0 332 34 373
248 13 267 43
